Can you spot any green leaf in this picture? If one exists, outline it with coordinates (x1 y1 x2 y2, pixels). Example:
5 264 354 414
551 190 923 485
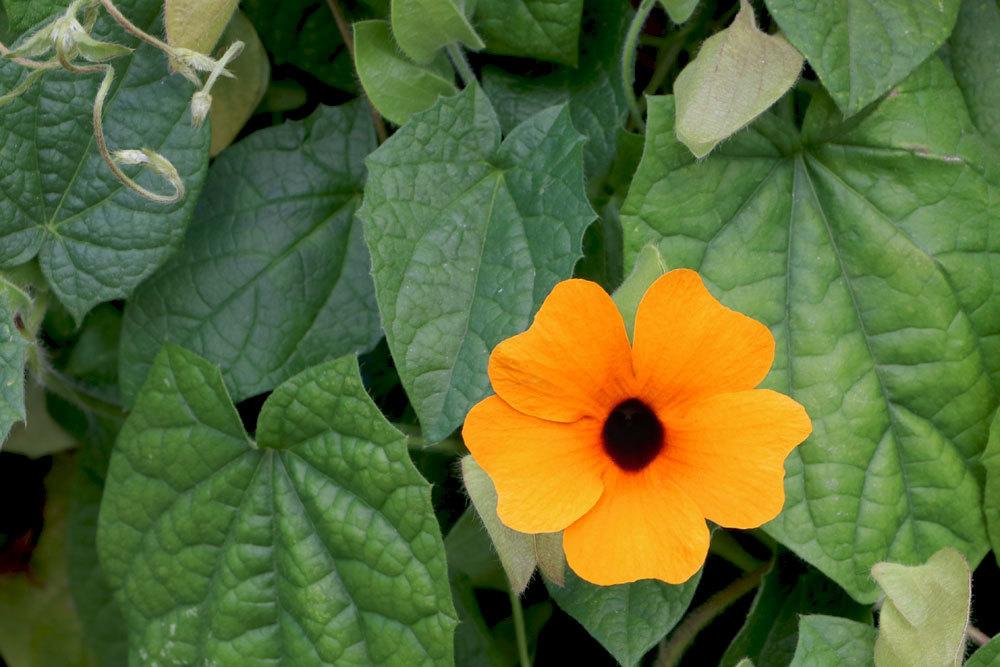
446 508 510 591
208 11 270 156
359 86 595 441
0 0 210 321
118 101 382 406
65 407 128 667
986 409 1000 560
788 615 875 667
475 0 583 66
482 0 630 178
354 20 457 126
965 635 1000 667
659 0 699 23
242 0 355 92
0 280 29 444
0 456 99 667
612 243 666 340
621 58 1000 602
390 0 484 64
720 554 872 667
674 0 803 157
547 569 701 667
0 0 67 35
872 548 971 667
165 0 238 53
947 0 1000 147
98 345 457 665
764 0 960 115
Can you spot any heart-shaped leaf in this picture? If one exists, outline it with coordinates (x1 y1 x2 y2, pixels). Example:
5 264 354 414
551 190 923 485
390 0 484 64
98 345 457 665
474 0 583 66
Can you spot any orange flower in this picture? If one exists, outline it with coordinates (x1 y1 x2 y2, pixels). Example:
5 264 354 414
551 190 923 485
462 270 811 586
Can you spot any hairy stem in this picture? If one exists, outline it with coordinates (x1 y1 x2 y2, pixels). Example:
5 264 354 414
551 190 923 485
968 625 991 648
621 0 657 131
446 43 476 87
654 563 769 667
324 0 389 143
508 582 532 667
709 530 766 573
99 0 172 52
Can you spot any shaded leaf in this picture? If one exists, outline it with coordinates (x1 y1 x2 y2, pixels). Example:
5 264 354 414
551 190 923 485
0 0 210 321
674 0 802 157
789 615 875 667
872 548 971 667
0 278 30 444
1 0 67 36
98 346 457 665
547 568 701 667
660 0 699 23
621 58 1000 601
764 0 960 115
947 0 1000 146
475 0 583 66
354 19 457 126
359 86 594 441
119 101 382 406
208 11 270 156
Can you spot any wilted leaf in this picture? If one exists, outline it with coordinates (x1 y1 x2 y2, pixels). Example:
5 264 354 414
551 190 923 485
674 0 802 157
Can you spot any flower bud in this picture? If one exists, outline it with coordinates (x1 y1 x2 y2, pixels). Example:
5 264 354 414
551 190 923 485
190 90 212 128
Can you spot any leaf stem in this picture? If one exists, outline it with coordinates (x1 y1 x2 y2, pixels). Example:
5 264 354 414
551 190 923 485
654 563 769 667
621 0 657 131
446 43 476 88
99 0 172 52
709 530 765 573
508 582 531 667
323 0 389 143
968 625 991 647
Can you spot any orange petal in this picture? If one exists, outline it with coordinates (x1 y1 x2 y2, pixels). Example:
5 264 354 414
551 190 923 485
663 389 811 528
632 269 774 412
489 279 635 422
563 465 710 585
462 395 608 533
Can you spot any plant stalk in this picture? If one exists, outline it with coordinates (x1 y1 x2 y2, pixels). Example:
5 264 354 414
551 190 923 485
508 582 531 667
621 0 657 131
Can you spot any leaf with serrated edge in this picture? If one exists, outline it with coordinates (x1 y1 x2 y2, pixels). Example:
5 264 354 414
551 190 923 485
674 0 802 158
789 615 875 667
0 0 209 321
764 0 960 115
354 20 457 126
98 346 457 665
475 0 583 66
359 86 595 441
547 568 700 667
391 0 484 64
483 0 629 179
119 101 381 406
872 548 970 667
622 58 999 602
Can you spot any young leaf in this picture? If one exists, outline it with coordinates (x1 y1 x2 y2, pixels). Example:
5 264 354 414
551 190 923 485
764 0 960 115
483 0 630 178
720 554 872 667
612 243 666 340
164 0 238 53
390 0 484 64
622 58 1000 602
0 0 210 321
546 569 701 667
461 455 538 595
872 548 971 667
674 0 803 158
0 456 98 667
947 0 1000 146
354 20 457 126
788 615 875 667
207 12 269 156
660 0 699 24
98 346 457 665
359 86 595 441
475 0 583 66
965 635 1000 667
0 281 30 444
119 101 382 406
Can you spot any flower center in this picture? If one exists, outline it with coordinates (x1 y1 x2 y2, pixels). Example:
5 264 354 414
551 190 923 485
602 398 665 471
